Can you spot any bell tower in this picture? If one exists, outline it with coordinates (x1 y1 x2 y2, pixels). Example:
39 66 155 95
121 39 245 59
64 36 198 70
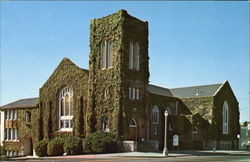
88 10 149 140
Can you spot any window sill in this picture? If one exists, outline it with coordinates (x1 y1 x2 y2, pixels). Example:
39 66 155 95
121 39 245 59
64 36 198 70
101 67 113 70
5 119 18 121
57 129 73 132
4 140 19 142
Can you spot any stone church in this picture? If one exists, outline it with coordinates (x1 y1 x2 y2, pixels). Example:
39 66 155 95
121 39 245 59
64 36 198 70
0 10 240 156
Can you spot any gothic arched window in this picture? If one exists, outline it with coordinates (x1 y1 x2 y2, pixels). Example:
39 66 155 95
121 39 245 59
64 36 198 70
222 101 229 134
152 105 159 124
165 106 171 116
129 42 139 71
100 40 113 69
59 87 73 131
102 117 110 132
129 118 137 127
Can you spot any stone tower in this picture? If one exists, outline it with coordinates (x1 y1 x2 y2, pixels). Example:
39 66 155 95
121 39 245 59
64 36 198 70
88 10 149 140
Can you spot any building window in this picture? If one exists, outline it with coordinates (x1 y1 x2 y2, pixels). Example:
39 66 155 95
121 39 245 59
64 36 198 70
129 87 140 100
102 117 110 132
5 110 18 120
223 101 229 134
193 127 198 134
4 128 18 141
129 118 137 127
25 111 31 123
59 87 73 131
152 106 159 124
129 42 139 71
100 40 113 69
175 101 178 115
104 87 111 99
154 127 157 135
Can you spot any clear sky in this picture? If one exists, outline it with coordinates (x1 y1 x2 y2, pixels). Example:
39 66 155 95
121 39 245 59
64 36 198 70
0 1 249 122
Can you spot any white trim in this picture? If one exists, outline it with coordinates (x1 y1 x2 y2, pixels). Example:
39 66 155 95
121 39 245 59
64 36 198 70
59 87 73 131
213 80 227 96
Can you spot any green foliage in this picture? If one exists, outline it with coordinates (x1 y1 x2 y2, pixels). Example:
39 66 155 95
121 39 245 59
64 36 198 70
47 137 65 156
39 58 89 139
83 131 117 153
34 139 49 157
64 136 83 155
0 155 7 160
0 145 3 156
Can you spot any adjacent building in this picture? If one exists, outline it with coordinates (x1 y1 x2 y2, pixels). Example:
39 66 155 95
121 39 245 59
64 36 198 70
239 122 250 150
0 10 240 156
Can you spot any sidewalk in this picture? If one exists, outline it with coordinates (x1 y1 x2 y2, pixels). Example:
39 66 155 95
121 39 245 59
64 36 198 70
10 150 250 160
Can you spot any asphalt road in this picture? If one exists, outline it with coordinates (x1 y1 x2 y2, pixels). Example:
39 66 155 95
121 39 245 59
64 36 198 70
5 155 250 162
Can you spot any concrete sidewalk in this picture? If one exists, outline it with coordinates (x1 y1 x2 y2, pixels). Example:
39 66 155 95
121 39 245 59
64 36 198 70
10 150 250 160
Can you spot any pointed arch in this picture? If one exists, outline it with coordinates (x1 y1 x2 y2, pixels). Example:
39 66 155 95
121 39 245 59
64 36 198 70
165 106 171 116
222 101 229 134
152 105 159 124
59 87 73 131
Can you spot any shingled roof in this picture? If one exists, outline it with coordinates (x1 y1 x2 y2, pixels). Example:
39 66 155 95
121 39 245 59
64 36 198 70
170 83 223 98
148 84 174 96
148 83 224 98
1 97 39 109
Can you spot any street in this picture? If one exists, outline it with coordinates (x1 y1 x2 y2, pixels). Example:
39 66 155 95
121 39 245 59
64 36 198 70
5 155 250 162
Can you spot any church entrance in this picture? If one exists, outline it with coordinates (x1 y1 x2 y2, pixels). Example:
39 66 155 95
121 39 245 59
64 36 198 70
128 118 137 141
23 138 33 155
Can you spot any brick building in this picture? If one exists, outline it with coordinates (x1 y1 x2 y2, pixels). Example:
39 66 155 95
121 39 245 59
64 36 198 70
0 10 240 156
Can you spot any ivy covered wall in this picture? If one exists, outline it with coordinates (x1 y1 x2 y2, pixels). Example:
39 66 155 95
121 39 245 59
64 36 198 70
3 106 39 152
88 9 149 140
39 58 89 139
213 81 240 149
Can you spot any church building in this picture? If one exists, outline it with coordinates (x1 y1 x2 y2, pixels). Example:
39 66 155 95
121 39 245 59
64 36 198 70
0 10 240 156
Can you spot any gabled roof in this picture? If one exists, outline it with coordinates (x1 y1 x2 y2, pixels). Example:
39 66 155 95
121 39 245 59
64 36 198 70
41 58 89 89
170 83 223 98
1 97 39 109
148 82 224 98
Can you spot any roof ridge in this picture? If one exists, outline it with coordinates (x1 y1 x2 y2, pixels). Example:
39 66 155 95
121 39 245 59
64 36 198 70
148 84 170 90
170 83 223 90
1 97 39 108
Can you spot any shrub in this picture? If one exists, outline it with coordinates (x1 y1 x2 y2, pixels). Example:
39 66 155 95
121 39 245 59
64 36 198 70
47 137 65 156
83 131 117 153
34 139 49 157
0 155 7 160
64 136 83 155
0 145 3 156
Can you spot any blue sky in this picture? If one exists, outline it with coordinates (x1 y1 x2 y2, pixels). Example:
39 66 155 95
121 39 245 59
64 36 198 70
0 2 249 122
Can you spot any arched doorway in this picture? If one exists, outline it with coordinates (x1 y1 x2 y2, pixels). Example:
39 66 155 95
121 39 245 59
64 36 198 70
128 118 137 141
